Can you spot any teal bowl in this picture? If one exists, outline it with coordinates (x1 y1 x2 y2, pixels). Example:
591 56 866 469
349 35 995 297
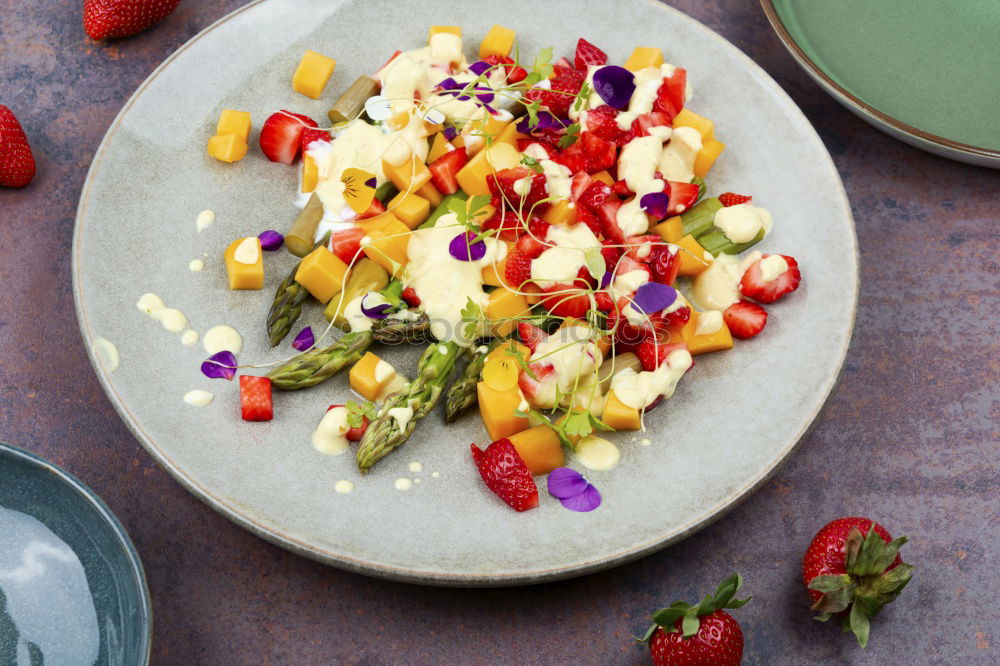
0 442 152 665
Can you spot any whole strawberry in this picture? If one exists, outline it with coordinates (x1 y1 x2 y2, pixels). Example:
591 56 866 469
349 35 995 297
84 0 183 40
642 573 750 665
0 106 36 188
803 517 913 647
470 438 539 511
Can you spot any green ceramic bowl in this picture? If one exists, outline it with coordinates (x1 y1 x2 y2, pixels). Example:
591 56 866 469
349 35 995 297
762 0 1000 167
0 442 152 665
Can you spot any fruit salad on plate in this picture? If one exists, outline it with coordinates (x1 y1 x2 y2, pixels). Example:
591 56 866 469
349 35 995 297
201 25 803 512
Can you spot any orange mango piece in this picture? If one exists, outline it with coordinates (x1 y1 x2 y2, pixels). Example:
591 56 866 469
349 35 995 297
350 352 395 401
295 246 349 303
591 170 615 186
674 234 712 276
509 425 564 475
382 155 432 193
362 219 410 277
301 155 319 193
694 139 725 179
543 200 578 225
224 237 263 290
479 24 516 59
216 110 251 142
683 312 734 356
455 142 521 196
601 390 641 431
486 287 532 336
207 133 248 163
293 50 336 99
624 47 664 72
387 191 430 229
672 108 715 142
651 216 684 244
477 381 529 441
427 133 453 163
416 182 443 207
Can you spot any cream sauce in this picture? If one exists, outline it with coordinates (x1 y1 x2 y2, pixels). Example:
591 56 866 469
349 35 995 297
312 407 351 456
93 337 119 372
575 435 621 471
610 348 693 410
202 325 243 355
531 223 602 288
183 390 214 407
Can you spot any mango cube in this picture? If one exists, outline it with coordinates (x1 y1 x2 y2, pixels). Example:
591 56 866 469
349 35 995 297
477 381 529 441
481 242 511 287
601 390 641 431
429 26 462 41
417 182 443 207
427 133 453 164
302 155 319 193
295 246 349 303
362 222 410 277
486 287 531 336
508 425 563 475
486 340 530 367
350 352 396 401
479 24 516 59
543 200 578 226
624 47 664 72
216 110 251 142
293 50 336 99
388 191 431 230
224 237 263 290
651 216 684 244
672 108 715 142
674 234 712 276
694 139 725 179
455 142 521 196
591 170 615 186
207 133 248 163
683 312 734 356
382 155 432 192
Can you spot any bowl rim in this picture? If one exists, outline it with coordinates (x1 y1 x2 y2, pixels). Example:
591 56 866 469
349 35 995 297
759 0 1000 162
0 441 153 664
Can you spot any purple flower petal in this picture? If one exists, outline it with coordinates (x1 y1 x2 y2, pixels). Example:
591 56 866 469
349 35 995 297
437 77 461 91
258 230 284 251
592 65 636 109
639 192 670 219
632 282 677 315
516 110 563 135
448 232 487 261
200 350 237 381
291 327 314 351
361 292 392 319
560 484 602 512
365 177 377 188
469 60 491 76
600 271 613 289
444 126 458 140
547 467 589 499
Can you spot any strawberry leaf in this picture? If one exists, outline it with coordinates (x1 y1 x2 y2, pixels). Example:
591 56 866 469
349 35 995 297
849 602 871 648
680 611 700 639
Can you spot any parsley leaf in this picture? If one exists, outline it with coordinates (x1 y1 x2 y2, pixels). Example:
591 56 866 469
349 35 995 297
524 100 541 129
345 400 377 428
573 82 592 113
558 123 581 149
460 298 483 341
520 155 544 173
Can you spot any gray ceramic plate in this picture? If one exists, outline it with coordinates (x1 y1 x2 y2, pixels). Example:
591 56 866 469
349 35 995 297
73 0 857 586
0 442 152 664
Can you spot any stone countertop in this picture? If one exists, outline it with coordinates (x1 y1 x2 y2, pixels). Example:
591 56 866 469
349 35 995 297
0 1 996 663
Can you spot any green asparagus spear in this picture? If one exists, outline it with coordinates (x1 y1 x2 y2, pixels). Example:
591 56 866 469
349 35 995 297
371 311 433 345
680 197 722 238
698 227 765 255
356 341 463 473
286 193 325 257
267 232 331 346
327 75 380 124
267 331 373 390
444 340 499 422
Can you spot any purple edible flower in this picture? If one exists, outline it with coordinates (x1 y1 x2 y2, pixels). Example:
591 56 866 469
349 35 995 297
360 292 392 319
291 327 314 351
200 350 237 381
469 60 491 76
547 467 601 512
448 232 487 261
600 271 614 289
258 230 284 251
515 110 564 136
592 65 636 109
443 126 459 140
632 282 677 315
639 192 670 219
365 177 377 188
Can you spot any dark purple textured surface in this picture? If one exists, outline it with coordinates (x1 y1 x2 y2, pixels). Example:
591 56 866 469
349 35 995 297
1 1 997 663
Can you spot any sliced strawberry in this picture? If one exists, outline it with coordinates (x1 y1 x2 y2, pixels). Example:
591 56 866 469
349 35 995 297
654 83 679 119
724 300 768 339
662 304 691 330
355 196 386 220
740 255 801 304
240 376 273 421
600 239 623 271
328 228 367 264
666 181 700 215
624 235 663 263
611 179 632 197
631 111 674 138
482 54 527 84
554 56 574 71
518 362 555 403
380 50 402 71
570 171 592 201
328 404 369 441
598 199 627 244
719 192 753 207
516 138 555 157
579 131 617 172
613 127 637 147
471 439 539 511
426 146 468 195
401 286 421 308
638 338 687 371
650 246 680 285
574 37 608 70
483 210 526 242
539 284 591 318
579 181 613 211
549 144 588 174
576 205 602 237
517 321 548 353
524 68 585 116
504 247 534 287
594 291 615 312
487 167 548 209
259 111 317 165
583 105 623 142
516 221 550 258
300 128 331 154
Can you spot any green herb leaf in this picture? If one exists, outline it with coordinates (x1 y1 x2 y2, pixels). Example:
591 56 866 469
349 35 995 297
681 612 700 639
531 47 553 80
524 100 541 129
520 155 544 173
573 82 592 112
583 247 606 281
558 123 581 149
460 297 483 341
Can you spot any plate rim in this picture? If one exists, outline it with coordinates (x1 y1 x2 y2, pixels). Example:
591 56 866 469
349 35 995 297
0 441 153 663
72 0 859 586
759 0 1000 164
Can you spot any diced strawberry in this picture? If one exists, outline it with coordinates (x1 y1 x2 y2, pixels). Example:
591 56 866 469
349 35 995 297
579 131 616 172
576 204 602 237
613 127 636 147
579 181 613 211
518 363 555 402
662 305 691 331
583 105 622 142
600 239 622 271
483 210 525 242
724 300 768 339
574 37 608 70
663 67 687 113
299 128 330 154
517 321 548 353
606 299 654 348
611 179 632 197
504 246 534 287
329 228 367 264
616 255 653 282
594 291 615 312
549 144 588 174
570 171 592 201
428 147 468 195
631 111 674 138
666 181 700 215
554 56 574 71
638 338 688 371
539 284 591 318
650 245 680 285
516 138 555 157
259 111 317 165
740 254 801 304
328 404 369 441
355 196 386 220
240 376 273 421
598 199 626 244
487 167 548 209
401 286 421 308
482 55 527 84
624 235 662 263
470 439 539 511
524 67 585 116
516 233 546 258
719 192 753 207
